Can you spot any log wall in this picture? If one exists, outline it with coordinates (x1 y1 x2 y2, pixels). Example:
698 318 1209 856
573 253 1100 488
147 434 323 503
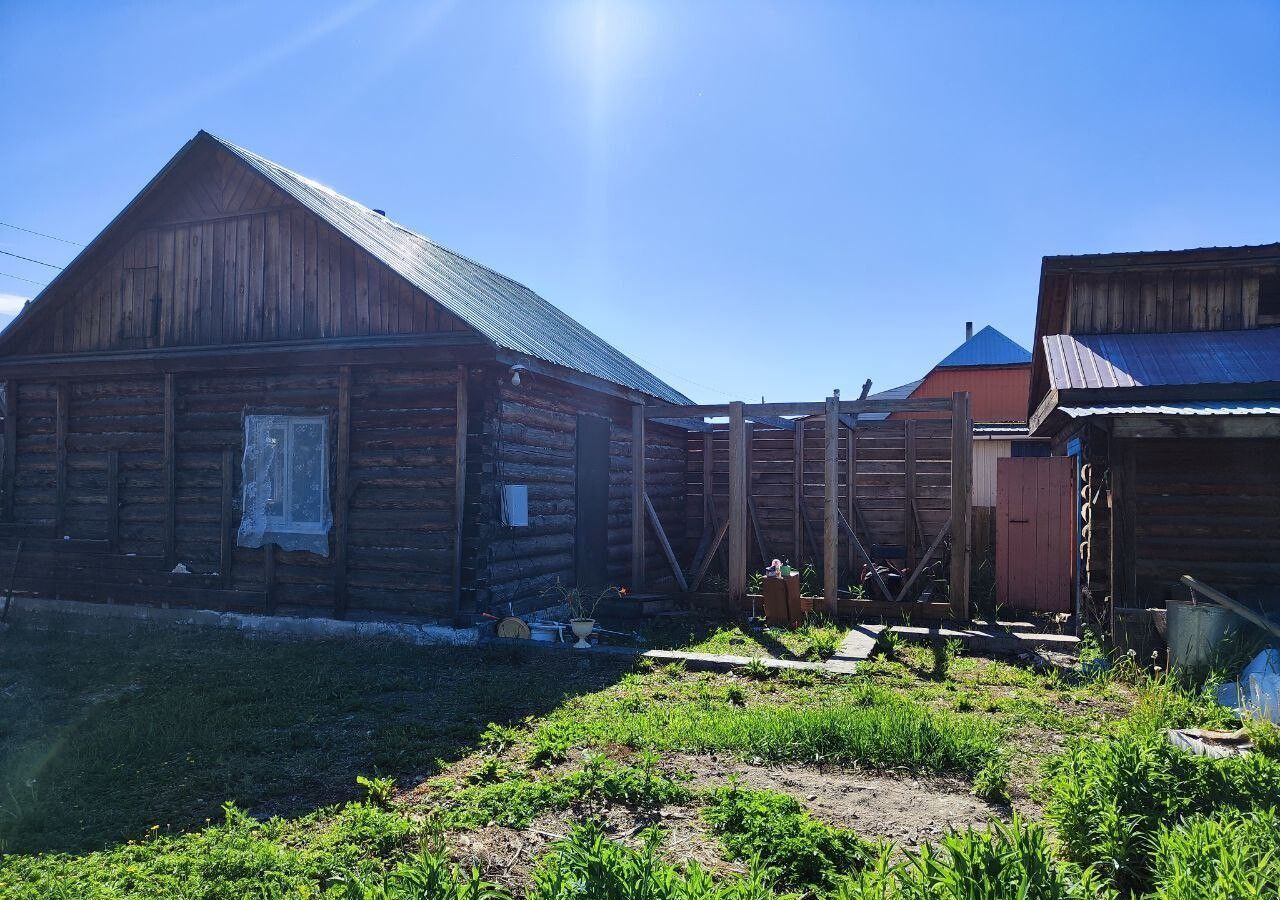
1 362 463 620
465 375 687 614
1131 438 1280 602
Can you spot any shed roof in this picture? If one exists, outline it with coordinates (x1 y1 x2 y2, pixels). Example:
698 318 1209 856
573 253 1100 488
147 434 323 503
210 133 690 405
936 325 1031 368
1061 402 1280 418
1042 330 1280 392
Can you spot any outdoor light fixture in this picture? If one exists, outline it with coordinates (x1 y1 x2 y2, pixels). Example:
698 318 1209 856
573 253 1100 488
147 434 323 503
509 364 527 386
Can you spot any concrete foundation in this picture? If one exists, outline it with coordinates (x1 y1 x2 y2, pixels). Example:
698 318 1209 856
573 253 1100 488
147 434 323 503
6 595 483 647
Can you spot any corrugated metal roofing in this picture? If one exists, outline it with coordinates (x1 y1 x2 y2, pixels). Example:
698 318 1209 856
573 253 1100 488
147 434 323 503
1062 402 1280 417
207 133 690 405
1042 330 1280 391
854 379 923 423
936 326 1032 368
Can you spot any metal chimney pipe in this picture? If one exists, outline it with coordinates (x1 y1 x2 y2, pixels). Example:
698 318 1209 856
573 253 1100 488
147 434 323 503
965 321 974 341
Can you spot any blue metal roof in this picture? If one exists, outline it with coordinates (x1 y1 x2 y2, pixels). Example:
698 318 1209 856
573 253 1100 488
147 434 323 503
207 133 690 405
1043 330 1280 391
937 326 1031 368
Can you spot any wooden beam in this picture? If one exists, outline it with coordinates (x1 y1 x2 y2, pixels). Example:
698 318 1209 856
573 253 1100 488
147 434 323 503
644 491 688 593
219 447 233 588
949 391 972 620
453 366 469 618
54 381 68 537
690 515 730 593
895 514 952 603
263 545 276 614
643 396 955 420
107 449 120 554
1109 415 1280 440
333 365 352 618
727 401 747 601
747 495 768 565
823 392 839 616
844 421 854 572
904 420 918 567
163 373 176 569
2 380 15 521
836 508 893 602
792 420 803 566
0 333 489 380
1109 435 1137 632
631 404 645 589
702 431 714 527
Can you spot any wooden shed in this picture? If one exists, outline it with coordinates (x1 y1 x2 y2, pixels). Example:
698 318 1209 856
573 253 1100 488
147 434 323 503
0 131 692 625
1027 243 1280 637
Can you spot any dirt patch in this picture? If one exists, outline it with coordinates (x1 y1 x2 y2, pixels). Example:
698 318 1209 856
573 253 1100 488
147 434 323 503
673 753 1004 847
450 802 730 894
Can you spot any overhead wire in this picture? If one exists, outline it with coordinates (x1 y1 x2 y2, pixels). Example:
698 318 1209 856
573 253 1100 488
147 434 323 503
0 220 84 246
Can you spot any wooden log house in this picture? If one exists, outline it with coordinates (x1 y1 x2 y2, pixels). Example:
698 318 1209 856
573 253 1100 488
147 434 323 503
1027 243 1280 638
0 131 693 625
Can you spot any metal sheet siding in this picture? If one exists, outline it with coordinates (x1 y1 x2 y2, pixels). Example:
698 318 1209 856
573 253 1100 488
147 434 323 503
1043 330 1280 392
972 439 1011 507
208 134 689 405
892 367 1031 423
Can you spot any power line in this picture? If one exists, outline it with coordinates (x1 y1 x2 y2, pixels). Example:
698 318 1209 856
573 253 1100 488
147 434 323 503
0 249 61 269
0 270 44 286
0 220 83 246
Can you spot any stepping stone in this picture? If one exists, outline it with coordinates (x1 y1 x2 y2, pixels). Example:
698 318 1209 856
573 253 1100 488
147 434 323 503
824 625 884 673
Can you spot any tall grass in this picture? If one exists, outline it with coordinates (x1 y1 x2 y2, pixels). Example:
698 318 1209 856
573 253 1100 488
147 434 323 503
1044 728 1280 893
833 816 1109 900
546 685 1000 776
1148 809 1280 900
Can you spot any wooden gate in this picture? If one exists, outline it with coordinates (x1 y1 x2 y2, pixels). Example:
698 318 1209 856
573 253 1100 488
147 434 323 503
996 456 1075 613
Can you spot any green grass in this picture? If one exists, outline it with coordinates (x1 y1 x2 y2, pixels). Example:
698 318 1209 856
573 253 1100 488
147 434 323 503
7 613 1278 898
0 617 629 853
533 677 1000 775
640 618 848 661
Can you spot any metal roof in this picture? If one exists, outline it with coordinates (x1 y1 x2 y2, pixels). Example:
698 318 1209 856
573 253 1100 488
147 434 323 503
853 379 923 423
207 133 690 405
1042 330 1280 392
1062 402 1280 418
936 325 1031 368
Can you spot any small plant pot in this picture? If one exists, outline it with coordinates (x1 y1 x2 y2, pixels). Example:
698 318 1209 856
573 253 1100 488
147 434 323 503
569 618 595 649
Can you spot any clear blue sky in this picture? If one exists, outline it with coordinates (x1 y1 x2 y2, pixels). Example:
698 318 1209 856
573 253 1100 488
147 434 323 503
2 1 1277 402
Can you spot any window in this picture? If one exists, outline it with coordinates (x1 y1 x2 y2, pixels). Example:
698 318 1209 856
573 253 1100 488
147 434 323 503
1259 273 1280 324
236 415 331 555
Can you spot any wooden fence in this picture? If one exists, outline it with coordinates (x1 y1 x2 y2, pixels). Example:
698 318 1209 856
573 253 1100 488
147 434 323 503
637 392 973 620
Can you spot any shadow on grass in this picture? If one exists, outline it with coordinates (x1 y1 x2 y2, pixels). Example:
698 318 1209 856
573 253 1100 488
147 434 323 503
639 617 804 660
0 616 633 855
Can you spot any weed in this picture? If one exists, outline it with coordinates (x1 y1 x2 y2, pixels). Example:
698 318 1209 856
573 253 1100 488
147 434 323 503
1044 728 1280 893
1244 714 1280 759
703 782 874 890
465 757 513 786
528 820 779 900
834 814 1109 900
725 684 747 706
741 658 772 681
971 753 1011 804
930 639 963 680
357 774 396 808
1148 808 1280 899
874 629 904 660
478 722 523 754
343 846 511 899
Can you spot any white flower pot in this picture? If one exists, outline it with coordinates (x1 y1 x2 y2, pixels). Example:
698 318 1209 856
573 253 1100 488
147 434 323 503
570 618 595 649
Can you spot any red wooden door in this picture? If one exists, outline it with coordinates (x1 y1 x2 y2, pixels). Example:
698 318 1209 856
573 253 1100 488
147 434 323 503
996 456 1076 613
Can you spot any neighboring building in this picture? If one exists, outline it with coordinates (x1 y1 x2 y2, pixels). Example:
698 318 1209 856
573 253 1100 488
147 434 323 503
890 323 1045 558
1027 243 1280 636
0 131 691 625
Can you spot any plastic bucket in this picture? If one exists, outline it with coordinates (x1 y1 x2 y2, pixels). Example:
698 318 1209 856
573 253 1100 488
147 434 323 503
1166 597 1242 671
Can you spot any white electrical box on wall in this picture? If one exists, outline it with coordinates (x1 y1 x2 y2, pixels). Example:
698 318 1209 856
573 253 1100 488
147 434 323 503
502 484 529 526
